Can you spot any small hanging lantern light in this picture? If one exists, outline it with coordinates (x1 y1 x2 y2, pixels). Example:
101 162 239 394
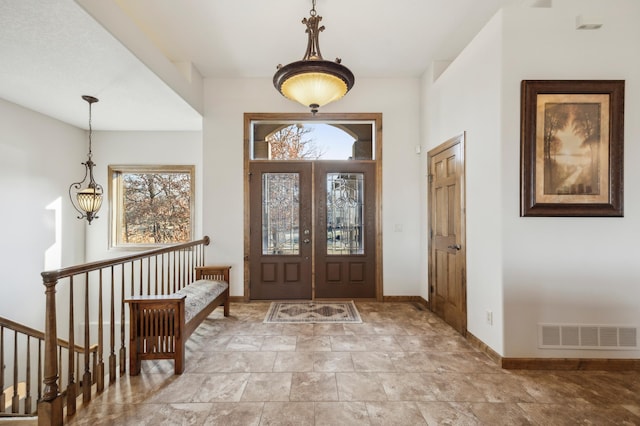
69 95 103 224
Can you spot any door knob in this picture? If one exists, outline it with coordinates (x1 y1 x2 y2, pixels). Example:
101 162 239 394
447 244 461 251
303 239 311 244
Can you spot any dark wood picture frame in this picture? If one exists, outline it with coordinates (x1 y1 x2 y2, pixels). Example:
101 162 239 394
520 80 624 217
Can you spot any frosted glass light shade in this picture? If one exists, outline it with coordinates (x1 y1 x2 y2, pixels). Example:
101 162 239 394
77 187 103 213
274 60 354 114
281 72 348 108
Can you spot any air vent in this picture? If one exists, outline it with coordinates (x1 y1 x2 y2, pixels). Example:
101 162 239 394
539 324 638 350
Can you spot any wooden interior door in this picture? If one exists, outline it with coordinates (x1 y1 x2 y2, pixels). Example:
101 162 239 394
315 162 376 299
249 162 312 300
428 134 467 334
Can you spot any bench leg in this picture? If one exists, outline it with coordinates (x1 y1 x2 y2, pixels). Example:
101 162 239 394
128 306 141 376
130 347 141 376
175 333 185 374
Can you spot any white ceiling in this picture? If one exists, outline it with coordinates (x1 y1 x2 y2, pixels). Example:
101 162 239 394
0 0 525 131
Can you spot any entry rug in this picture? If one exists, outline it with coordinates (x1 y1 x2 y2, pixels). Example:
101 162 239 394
264 301 362 324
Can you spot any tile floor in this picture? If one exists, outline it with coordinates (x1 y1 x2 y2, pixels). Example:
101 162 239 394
65 302 640 425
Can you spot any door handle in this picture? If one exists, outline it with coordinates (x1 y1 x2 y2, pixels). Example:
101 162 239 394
303 239 311 244
447 244 461 251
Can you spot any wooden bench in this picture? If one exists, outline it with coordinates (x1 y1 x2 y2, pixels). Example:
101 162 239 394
125 265 230 375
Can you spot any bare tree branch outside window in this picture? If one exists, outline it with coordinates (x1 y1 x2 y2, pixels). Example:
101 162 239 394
267 124 325 159
109 165 194 247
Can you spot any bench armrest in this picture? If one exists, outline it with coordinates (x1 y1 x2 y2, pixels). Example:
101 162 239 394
124 294 187 304
195 265 231 282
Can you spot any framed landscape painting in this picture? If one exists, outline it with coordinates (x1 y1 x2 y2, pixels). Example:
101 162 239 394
520 80 625 217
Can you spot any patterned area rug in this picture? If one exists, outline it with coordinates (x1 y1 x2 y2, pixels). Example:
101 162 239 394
263 301 362 324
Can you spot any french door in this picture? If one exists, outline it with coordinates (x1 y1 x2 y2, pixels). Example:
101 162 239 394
249 161 376 300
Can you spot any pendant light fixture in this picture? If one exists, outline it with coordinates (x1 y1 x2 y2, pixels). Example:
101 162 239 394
69 95 103 224
273 0 354 114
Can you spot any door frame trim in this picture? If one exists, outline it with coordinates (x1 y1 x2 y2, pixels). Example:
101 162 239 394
427 132 467 333
243 113 383 301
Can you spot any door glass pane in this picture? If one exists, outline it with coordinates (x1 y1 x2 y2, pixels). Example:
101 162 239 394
326 173 364 255
262 173 300 255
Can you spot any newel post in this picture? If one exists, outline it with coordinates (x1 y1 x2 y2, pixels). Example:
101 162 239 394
38 275 63 426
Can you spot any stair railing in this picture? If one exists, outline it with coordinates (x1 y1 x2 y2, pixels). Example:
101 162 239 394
37 236 210 426
0 317 97 417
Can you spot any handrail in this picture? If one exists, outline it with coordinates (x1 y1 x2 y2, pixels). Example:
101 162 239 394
1 317 98 417
37 236 211 426
0 317 98 355
41 236 210 281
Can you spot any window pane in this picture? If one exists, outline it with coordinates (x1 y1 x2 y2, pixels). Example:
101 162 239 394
110 165 194 247
262 173 300 255
326 173 364 255
252 122 374 160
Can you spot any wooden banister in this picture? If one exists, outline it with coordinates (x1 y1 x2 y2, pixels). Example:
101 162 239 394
36 236 210 426
0 317 98 355
40 236 210 283
0 317 98 419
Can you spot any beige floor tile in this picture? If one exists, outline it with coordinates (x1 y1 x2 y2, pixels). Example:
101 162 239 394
273 351 315 372
313 351 355 372
190 372 251 402
362 335 403 351
295 335 332 352
366 401 428 425
145 373 208 403
330 335 369 351
260 335 297 352
226 335 265 351
378 372 437 401
388 351 437 372
336 372 387 401
313 323 346 335
467 402 534 425
416 401 482 425
280 323 314 336
204 402 264 426
518 401 640 425
129 402 213 425
241 372 292 402
467 372 537 403
351 351 395 372
260 401 315 426
193 351 277 373
423 372 487 402
428 351 500 373
314 401 371 425
57 302 640 425
290 372 339 401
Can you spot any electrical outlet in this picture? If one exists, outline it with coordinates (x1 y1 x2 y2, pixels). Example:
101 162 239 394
486 310 493 326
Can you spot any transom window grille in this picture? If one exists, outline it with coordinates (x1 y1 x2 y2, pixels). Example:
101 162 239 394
262 173 300 255
326 173 364 255
109 165 194 248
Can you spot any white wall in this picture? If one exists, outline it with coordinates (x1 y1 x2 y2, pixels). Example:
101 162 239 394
421 12 505 353
424 0 640 358
501 0 640 357
87 130 203 261
0 98 85 329
203 77 422 297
